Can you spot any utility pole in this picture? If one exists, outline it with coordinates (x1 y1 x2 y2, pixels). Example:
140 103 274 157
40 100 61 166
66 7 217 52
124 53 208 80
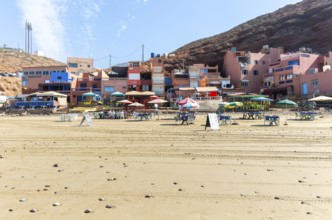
142 44 144 63
25 20 32 53
109 54 112 68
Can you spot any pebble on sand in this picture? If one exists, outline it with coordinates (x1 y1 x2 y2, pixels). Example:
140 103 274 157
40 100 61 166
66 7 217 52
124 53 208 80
99 197 105 201
29 208 37 213
52 202 61 207
105 204 114 209
84 208 92 213
19 198 26 202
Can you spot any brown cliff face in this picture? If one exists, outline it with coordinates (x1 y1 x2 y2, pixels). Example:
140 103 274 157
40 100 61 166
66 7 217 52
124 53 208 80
168 0 332 69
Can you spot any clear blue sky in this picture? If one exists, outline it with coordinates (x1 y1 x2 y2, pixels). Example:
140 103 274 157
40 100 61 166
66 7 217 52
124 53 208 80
0 0 301 68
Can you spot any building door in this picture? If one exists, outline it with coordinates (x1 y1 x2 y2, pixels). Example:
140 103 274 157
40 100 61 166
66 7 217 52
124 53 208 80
302 83 308 95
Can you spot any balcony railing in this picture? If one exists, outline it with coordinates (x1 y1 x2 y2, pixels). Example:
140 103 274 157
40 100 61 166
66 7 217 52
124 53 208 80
72 88 101 92
15 101 55 108
77 78 102 82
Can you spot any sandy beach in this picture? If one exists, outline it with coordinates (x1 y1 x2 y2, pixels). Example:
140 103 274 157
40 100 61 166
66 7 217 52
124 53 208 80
0 112 332 220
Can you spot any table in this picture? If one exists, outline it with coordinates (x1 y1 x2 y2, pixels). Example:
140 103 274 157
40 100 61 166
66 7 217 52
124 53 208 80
243 112 263 120
219 115 232 125
59 113 78 122
298 111 317 120
264 115 280 126
136 113 152 120
177 112 195 125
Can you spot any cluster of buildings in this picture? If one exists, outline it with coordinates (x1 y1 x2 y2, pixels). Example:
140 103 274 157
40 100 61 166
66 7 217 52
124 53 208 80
20 45 332 107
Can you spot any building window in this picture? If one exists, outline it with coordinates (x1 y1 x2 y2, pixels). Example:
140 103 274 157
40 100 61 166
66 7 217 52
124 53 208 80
286 74 293 80
254 60 258 65
253 70 259 76
24 72 28 76
22 79 28 86
279 75 285 81
242 70 248 75
80 83 87 88
142 85 149 91
68 63 78 68
29 71 35 75
43 71 49 75
104 86 115 93
262 60 266 65
311 80 318 86
87 64 90 68
241 81 249 87
92 84 98 89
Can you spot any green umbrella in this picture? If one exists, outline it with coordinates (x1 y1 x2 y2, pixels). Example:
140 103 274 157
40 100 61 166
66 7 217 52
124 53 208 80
276 99 298 108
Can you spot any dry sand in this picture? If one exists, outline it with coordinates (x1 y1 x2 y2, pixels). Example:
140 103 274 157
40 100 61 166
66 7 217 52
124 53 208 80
0 112 332 220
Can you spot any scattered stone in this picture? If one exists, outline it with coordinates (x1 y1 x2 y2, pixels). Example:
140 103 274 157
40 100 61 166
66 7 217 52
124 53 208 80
306 212 312 215
274 196 280 200
105 204 114 209
298 180 304 183
52 202 61 207
99 197 105 201
178 188 183 192
8 209 13 212
145 195 153 198
316 196 321 198
29 208 37 213
201 185 205 188
266 169 273 172
45 185 50 188
84 208 92 214
107 178 117 181
64 187 68 189
19 198 26 202
173 182 178 185
53 164 59 167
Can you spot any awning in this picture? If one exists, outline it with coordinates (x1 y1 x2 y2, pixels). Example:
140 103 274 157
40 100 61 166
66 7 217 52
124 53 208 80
125 91 156 96
195 87 218 92
30 91 67 97
179 87 195 91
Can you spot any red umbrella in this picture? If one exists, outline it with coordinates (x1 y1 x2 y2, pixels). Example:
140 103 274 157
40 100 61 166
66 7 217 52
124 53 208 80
117 99 133 104
147 99 168 104
177 97 198 106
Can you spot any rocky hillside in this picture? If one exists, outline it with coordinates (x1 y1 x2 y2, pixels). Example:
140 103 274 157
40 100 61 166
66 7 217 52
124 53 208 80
166 0 332 70
0 48 65 73
0 48 65 96
0 77 21 96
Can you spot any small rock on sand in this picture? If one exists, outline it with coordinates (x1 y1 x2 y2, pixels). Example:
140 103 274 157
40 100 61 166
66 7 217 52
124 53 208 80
105 204 114 209
29 208 37 213
84 208 92 213
52 202 61 207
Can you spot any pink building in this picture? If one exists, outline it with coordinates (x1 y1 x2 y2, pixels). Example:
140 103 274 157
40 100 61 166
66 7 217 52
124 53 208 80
263 48 332 98
223 46 284 94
